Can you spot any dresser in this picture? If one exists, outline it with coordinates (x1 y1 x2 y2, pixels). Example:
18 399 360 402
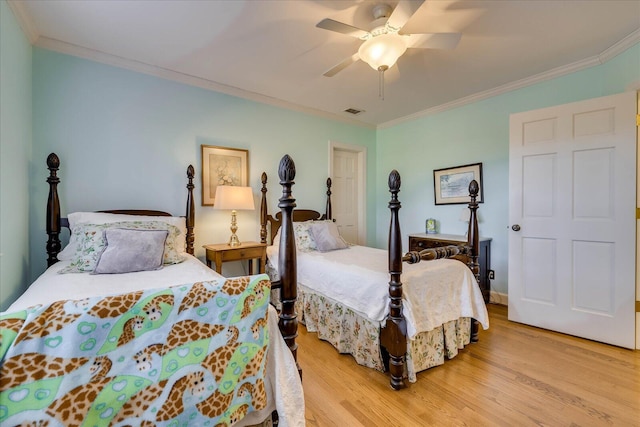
408 233 492 304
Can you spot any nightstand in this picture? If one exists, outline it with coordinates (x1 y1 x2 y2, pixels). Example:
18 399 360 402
203 241 267 276
408 233 492 304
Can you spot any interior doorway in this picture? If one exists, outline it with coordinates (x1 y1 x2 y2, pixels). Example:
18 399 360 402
329 141 367 245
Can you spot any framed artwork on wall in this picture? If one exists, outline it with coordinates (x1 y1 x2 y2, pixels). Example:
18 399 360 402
433 162 483 205
201 145 249 206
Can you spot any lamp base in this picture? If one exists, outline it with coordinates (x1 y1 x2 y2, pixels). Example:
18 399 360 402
228 210 241 247
228 234 241 247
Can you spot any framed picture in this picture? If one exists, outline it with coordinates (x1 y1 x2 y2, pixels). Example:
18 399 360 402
201 145 249 206
433 162 483 205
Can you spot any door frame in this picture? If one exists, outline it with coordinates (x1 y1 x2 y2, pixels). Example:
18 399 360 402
329 141 367 245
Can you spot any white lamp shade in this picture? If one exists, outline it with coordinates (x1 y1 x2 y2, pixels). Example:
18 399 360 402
213 186 255 210
358 33 408 70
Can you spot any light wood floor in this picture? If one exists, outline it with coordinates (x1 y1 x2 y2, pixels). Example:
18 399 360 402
298 304 640 426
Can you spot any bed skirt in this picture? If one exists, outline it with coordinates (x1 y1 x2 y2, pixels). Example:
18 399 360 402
292 286 473 383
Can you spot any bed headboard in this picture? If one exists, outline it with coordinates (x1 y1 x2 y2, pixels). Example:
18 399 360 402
45 153 196 266
259 175 332 245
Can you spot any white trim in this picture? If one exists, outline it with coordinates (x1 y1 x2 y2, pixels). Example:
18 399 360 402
329 141 367 245
379 29 640 129
489 290 508 306
7 0 39 43
9 0 639 130
33 36 376 130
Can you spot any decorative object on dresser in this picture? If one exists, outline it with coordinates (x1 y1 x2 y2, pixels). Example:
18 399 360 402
425 217 437 234
203 241 267 276
213 185 255 246
433 162 483 205
201 145 249 206
408 233 492 304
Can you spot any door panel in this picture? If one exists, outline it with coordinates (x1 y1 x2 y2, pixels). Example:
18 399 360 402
509 91 636 348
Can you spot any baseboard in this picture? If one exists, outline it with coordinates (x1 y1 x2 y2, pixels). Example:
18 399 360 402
489 290 508 306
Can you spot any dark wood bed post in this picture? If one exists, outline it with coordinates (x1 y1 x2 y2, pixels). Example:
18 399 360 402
277 155 299 367
259 172 268 244
325 178 332 220
186 165 195 255
466 179 480 279
380 170 408 390
466 179 480 342
46 153 62 267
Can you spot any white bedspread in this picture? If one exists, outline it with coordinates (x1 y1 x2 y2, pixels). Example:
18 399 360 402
4 254 304 427
267 245 488 338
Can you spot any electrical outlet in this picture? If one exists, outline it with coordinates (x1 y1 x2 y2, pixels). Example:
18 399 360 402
488 270 495 280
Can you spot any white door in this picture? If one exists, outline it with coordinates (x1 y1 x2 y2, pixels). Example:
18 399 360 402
508 91 637 349
330 142 367 245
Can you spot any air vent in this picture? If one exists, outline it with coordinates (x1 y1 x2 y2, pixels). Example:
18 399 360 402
344 108 364 115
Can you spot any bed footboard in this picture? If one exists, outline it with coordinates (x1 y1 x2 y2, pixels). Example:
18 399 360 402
275 155 300 369
380 170 408 390
384 170 483 389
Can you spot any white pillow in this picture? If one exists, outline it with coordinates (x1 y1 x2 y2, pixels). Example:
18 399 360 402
308 221 348 252
92 229 168 274
58 212 187 260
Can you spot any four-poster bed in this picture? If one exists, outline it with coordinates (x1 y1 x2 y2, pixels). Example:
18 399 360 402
0 153 304 426
260 168 488 389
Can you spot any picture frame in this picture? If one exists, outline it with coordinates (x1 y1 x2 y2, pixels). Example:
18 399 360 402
433 162 483 205
201 145 249 206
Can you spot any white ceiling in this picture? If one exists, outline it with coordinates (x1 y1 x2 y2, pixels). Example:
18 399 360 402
9 0 640 128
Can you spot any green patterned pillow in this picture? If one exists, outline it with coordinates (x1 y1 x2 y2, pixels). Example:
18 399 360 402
59 221 185 273
273 221 318 251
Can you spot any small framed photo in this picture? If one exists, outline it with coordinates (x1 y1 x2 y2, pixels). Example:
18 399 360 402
433 163 483 205
201 145 249 206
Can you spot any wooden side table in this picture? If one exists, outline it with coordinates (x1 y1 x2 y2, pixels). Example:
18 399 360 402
203 241 267 276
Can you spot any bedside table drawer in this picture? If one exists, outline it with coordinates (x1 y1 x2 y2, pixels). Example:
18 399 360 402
203 242 267 276
219 247 264 262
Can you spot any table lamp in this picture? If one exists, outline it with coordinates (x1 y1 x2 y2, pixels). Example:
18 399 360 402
214 186 255 247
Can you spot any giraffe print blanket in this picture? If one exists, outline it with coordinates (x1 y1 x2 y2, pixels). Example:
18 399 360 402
0 274 272 426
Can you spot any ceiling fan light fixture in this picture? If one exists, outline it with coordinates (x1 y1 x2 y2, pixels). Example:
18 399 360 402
358 33 407 71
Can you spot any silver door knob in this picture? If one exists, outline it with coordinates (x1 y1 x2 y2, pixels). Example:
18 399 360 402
512 224 521 231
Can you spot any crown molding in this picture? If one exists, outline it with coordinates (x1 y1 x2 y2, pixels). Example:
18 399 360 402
379 30 640 129
6 0 39 43
599 28 640 63
34 37 375 130
10 0 638 132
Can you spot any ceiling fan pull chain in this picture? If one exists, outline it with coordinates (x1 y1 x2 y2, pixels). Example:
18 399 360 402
378 65 388 101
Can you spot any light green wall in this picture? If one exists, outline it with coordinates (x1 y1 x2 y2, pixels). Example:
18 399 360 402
30 48 376 280
0 1 32 311
3 19 638 306
376 43 640 296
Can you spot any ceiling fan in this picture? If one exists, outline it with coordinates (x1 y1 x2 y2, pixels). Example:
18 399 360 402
316 1 461 78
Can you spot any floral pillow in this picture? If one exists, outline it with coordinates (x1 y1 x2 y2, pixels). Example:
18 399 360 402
272 221 318 252
59 221 184 274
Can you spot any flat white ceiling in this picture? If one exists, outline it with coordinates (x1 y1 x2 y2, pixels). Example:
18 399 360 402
11 0 640 127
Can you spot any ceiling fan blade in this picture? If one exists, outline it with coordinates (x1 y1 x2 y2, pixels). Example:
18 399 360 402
323 53 360 77
406 33 462 50
316 18 370 39
388 0 425 33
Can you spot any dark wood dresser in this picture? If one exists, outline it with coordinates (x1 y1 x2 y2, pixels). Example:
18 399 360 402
408 233 492 304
